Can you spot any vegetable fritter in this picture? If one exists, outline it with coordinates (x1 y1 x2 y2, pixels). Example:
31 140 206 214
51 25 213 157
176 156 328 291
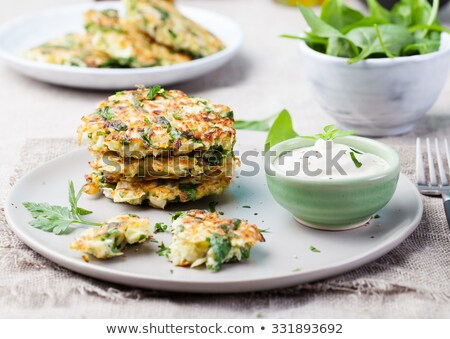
23 33 111 68
89 150 236 180
84 172 232 209
125 0 225 58
78 87 236 158
168 210 265 272
84 9 191 67
70 214 151 259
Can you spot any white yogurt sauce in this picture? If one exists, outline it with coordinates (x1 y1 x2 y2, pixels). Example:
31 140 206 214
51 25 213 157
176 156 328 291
275 139 389 179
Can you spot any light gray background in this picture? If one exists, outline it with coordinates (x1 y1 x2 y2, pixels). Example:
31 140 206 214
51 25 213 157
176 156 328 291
1 0 450 318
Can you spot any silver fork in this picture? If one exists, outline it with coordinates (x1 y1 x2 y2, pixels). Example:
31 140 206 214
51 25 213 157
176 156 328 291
416 137 450 226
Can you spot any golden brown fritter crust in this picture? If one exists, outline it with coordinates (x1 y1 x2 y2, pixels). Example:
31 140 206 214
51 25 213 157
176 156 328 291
78 87 236 158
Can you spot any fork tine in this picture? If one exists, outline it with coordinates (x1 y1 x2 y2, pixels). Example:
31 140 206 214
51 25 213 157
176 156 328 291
435 138 448 186
416 138 426 185
445 138 450 174
427 138 438 186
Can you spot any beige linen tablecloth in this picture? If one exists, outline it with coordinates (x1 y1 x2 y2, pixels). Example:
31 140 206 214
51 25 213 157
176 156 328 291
1 0 450 318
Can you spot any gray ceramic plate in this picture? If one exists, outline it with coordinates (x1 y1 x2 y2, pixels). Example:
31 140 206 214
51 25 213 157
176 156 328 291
5 131 423 293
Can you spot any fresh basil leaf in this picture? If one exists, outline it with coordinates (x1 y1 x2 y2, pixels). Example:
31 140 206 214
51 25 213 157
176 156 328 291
265 109 299 151
320 0 364 31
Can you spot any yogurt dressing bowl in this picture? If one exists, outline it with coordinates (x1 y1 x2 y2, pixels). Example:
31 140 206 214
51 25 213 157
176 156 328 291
265 136 400 230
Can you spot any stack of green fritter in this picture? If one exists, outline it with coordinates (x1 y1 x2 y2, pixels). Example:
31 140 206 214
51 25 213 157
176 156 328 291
78 86 237 209
24 0 224 68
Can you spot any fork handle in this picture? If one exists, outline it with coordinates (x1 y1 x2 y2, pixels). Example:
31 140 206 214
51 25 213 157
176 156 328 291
444 199 450 228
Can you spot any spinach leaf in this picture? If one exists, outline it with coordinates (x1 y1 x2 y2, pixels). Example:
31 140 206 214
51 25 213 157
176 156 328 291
265 109 299 151
367 0 393 24
320 0 364 31
233 113 278 131
346 24 413 63
327 36 356 57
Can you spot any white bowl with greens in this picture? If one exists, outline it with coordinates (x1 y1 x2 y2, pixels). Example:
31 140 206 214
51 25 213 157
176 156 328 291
285 0 450 136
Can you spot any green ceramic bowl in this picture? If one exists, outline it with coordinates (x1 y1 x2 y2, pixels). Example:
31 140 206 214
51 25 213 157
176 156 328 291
265 136 400 230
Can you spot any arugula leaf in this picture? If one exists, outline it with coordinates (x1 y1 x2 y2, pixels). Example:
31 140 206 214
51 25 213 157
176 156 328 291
320 0 364 31
265 109 299 151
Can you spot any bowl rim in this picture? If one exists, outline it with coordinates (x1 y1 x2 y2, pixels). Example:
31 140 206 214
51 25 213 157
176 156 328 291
297 32 450 66
266 136 401 185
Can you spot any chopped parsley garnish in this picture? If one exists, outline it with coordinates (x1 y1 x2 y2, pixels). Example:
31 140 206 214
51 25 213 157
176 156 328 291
292 267 301 272
155 7 169 21
374 214 381 219
127 213 138 217
309 246 321 253
154 222 168 233
156 116 171 129
207 234 232 272
171 211 184 221
179 183 199 201
226 111 234 119
232 219 241 230
95 106 115 121
156 242 171 257
242 205 251 209
258 228 271 233
147 85 170 100
168 29 177 39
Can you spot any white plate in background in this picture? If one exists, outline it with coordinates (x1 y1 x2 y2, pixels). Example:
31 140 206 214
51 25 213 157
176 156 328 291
0 1 243 90
5 131 423 293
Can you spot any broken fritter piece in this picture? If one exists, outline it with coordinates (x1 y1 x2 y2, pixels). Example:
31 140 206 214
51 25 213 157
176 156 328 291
168 210 265 272
70 214 151 259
